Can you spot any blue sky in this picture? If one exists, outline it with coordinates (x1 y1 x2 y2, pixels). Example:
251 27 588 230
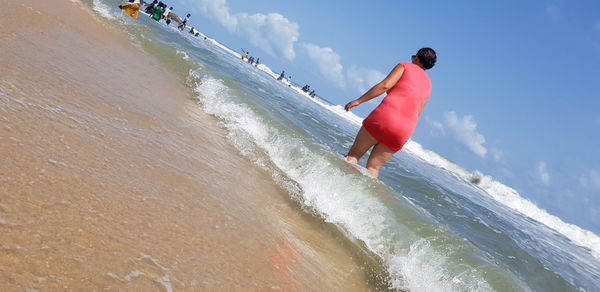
171 0 600 233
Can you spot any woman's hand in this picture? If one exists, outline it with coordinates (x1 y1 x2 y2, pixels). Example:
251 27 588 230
345 99 361 112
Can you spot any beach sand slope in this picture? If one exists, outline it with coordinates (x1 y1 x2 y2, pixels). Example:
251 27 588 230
0 0 382 291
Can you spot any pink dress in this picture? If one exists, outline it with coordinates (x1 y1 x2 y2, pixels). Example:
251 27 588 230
362 62 431 151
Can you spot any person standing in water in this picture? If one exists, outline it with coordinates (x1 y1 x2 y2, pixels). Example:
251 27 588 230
162 6 172 21
178 13 191 31
151 3 164 21
277 71 285 80
344 48 436 178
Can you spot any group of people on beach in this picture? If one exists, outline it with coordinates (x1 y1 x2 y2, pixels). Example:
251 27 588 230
277 71 315 96
301 85 316 97
143 1 171 22
119 0 202 37
246 56 259 66
241 51 260 66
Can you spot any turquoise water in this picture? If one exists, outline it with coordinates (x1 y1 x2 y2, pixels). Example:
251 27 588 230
91 1 600 291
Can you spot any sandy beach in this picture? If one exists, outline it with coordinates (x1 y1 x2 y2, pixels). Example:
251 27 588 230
0 0 384 291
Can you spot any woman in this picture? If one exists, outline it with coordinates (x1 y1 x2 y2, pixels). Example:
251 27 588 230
344 48 437 178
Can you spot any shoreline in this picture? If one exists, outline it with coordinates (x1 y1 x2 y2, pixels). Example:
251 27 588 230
0 0 384 291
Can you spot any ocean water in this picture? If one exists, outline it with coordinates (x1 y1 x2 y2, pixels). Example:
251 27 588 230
89 1 600 291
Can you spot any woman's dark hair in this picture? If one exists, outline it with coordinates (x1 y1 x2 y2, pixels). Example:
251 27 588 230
416 47 437 70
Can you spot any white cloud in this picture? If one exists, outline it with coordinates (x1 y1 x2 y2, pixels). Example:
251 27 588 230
489 148 504 161
346 66 385 94
498 167 513 178
190 0 299 60
424 116 445 136
579 169 600 190
537 161 551 185
444 111 488 158
194 0 237 30
302 43 345 88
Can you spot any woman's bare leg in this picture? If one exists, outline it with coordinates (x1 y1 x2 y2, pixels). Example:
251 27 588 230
365 143 396 178
346 127 378 164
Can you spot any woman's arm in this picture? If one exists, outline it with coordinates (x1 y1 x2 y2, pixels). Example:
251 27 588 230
344 63 405 111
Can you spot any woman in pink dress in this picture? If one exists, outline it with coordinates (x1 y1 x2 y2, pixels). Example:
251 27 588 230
344 48 437 178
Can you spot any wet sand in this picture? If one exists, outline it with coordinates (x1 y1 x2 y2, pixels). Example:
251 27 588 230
0 0 383 291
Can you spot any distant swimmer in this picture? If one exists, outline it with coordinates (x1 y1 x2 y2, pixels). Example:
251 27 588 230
118 0 142 19
255 58 259 66
178 13 191 31
241 51 249 60
344 48 436 178
277 71 285 80
309 90 316 97
189 27 198 35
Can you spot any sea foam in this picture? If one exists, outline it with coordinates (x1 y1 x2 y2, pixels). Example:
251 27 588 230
190 74 503 291
403 141 600 259
92 0 116 20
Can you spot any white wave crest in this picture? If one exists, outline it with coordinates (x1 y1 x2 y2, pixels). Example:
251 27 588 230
92 0 117 20
176 49 191 60
191 74 498 291
403 141 600 259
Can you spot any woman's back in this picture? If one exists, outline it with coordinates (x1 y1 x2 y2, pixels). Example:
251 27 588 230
384 62 431 116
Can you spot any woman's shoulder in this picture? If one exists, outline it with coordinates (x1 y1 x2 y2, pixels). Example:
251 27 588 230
401 61 429 77
400 61 420 69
